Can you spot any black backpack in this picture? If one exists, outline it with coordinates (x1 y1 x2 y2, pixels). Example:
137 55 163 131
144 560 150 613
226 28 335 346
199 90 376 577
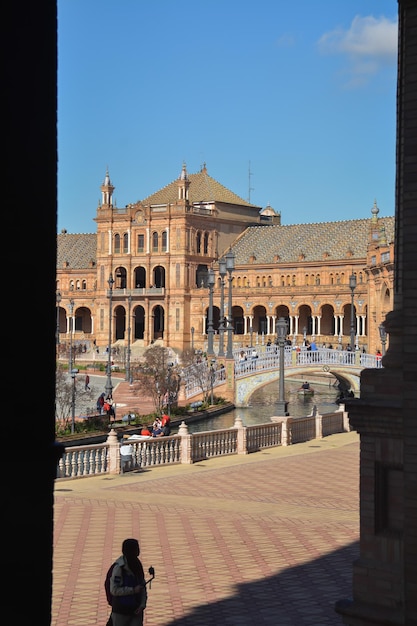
104 562 121 606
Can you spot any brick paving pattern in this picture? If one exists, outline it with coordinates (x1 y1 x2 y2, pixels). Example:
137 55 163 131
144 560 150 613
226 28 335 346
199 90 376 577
53 430 359 625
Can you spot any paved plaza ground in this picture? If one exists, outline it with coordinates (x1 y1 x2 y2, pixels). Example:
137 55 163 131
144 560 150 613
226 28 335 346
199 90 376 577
53 429 359 625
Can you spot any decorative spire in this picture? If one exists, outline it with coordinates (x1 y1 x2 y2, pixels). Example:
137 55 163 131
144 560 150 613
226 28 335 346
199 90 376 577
180 162 188 181
104 166 111 186
178 162 190 201
371 199 379 221
100 167 115 207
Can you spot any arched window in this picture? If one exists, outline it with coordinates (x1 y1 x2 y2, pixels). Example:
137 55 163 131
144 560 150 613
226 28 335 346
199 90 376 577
152 231 158 252
114 233 121 253
123 233 129 253
196 232 202 254
162 231 167 252
204 232 209 254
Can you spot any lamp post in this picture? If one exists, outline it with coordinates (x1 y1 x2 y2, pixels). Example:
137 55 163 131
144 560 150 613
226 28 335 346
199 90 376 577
218 258 227 357
207 268 215 357
191 326 195 351
303 326 307 347
68 298 74 372
125 294 132 383
349 272 357 352
167 363 173 417
379 323 387 356
56 291 62 353
250 325 253 348
210 358 216 405
225 250 235 359
70 367 79 434
276 317 289 416
105 273 115 400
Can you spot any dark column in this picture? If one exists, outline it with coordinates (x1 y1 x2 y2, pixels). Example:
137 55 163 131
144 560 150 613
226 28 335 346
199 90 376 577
336 2 417 624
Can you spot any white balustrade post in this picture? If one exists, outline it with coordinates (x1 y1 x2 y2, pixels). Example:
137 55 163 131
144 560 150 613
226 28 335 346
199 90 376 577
314 408 323 439
337 403 351 432
271 415 292 445
234 415 248 454
178 421 192 464
107 428 120 474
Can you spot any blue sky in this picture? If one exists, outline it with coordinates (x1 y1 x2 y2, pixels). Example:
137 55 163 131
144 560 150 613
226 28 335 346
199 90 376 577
58 1 398 234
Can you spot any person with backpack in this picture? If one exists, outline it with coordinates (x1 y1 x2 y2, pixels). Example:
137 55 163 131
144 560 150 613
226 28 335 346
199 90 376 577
97 392 105 414
105 538 148 626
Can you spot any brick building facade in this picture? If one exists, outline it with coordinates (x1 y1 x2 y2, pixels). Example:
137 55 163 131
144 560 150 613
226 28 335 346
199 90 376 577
57 164 394 357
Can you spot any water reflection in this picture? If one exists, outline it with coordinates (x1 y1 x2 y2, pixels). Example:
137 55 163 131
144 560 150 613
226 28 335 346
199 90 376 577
182 379 341 434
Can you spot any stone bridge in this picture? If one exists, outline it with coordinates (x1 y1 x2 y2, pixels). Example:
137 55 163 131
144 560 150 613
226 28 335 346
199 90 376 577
233 348 378 406
184 348 380 407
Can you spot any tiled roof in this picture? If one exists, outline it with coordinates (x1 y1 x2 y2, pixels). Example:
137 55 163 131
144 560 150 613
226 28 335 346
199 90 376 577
141 168 259 208
57 216 394 270
57 233 97 269
230 217 395 265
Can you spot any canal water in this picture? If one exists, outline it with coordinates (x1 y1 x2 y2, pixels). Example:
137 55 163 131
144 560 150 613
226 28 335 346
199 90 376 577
179 378 341 434
66 375 341 435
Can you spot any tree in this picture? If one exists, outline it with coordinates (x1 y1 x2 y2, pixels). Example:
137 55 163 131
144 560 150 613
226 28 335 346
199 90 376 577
55 364 75 432
180 351 212 403
131 345 181 416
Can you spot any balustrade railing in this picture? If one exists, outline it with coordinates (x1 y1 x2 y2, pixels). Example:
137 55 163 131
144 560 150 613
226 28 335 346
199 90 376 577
56 406 350 479
183 349 378 394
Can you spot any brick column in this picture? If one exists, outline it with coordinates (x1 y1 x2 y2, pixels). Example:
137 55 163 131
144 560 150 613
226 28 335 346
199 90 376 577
335 2 417 624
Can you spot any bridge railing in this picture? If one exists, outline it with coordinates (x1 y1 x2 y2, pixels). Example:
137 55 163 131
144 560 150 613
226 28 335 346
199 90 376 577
183 361 227 398
235 348 379 378
182 349 380 396
56 406 351 479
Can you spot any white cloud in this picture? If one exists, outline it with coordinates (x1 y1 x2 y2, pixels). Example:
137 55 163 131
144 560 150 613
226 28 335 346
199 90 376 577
318 15 398 87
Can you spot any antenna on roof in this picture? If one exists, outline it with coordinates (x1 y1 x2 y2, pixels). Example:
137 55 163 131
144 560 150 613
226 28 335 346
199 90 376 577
248 161 254 202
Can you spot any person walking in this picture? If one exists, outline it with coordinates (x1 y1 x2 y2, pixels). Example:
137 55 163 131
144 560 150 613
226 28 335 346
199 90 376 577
84 374 90 391
107 538 148 626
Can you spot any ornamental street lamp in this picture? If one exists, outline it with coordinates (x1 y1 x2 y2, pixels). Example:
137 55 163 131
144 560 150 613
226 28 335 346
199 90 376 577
225 250 235 359
191 326 195 351
56 291 62 350
349 272 357 352
276 317 289 416
379 322 387 356
250 325 253 348
71 367 79 434
167 362 173 417
210 358 216 405
207 268 215 357
105 273 115 400
68 298 74 372
126 294 132 383
218 258 227 357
